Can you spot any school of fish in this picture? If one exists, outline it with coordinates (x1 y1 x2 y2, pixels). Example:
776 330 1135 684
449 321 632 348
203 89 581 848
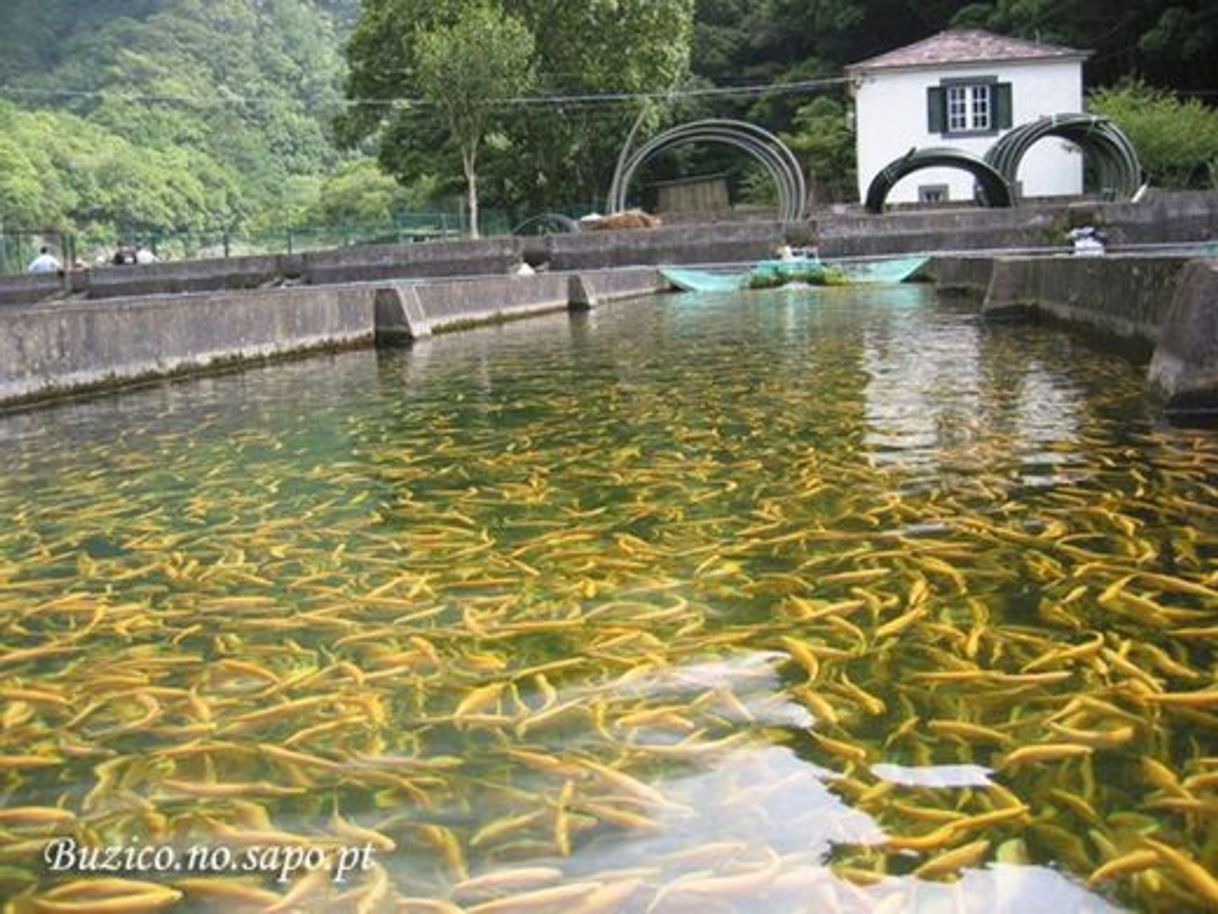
0 288 1214 913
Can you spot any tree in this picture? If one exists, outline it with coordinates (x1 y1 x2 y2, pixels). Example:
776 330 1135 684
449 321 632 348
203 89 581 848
414 5 534 238
318 159 407 226
951 1 1218 92
781 94 856 204
341 0 694 219
0 0 350 249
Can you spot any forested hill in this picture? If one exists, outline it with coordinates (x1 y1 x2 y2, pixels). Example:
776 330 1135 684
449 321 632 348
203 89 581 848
1 0 1214 252
0 0 359 243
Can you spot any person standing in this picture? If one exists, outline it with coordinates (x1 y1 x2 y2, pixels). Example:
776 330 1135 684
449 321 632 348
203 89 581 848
27 246 62 274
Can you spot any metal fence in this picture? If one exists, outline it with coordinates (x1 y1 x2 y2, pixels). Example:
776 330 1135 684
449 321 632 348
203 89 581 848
0 210 504 277
0 204 598 277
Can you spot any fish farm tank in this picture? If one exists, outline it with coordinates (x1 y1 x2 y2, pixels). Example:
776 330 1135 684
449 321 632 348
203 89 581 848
0 284 1215 913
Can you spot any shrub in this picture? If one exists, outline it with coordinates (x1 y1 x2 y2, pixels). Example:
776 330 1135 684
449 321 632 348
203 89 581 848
1089 80 1218 189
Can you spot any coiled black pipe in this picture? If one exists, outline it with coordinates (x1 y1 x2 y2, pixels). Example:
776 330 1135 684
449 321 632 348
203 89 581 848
607 119 808 222
864 147 1014 214
984 114 1142 201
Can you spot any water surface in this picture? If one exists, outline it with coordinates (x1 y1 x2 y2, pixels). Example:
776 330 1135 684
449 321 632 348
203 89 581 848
1 286 1215 913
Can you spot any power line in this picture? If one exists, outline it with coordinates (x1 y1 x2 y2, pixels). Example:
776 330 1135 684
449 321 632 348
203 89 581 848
0 76 848 111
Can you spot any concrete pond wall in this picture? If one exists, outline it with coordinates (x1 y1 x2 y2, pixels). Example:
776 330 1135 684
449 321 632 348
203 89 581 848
0 268 666 407
976 254 1218 417
6 191 1216 308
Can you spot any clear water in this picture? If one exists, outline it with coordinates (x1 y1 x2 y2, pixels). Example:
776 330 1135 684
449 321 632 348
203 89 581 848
0 286 1215 913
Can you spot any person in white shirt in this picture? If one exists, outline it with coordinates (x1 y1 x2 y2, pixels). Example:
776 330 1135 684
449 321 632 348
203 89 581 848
134 245 158 264
27 246 62 274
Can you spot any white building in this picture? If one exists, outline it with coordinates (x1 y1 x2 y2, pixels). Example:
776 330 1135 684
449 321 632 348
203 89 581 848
846 29 1088 205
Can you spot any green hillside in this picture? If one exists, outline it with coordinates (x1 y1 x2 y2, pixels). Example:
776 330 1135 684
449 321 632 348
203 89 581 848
0 0 358 252
0 0 1214 262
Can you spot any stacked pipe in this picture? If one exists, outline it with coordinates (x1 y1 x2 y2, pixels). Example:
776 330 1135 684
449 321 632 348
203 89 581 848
985 114 1143 202
864 147 1014 214
607 119 808 223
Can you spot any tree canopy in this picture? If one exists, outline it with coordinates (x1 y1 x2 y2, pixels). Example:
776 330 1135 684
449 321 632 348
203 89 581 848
0 0 351 248
414 5 535 238
340 0 695 217
0 0 1213 256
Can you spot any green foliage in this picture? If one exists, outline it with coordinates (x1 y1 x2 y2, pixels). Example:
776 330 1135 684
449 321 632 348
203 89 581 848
1089 80 1218 189
0 0 349 243
951 1 1218 91
415 4 535 237
0 134 50 228
0 100 244 238
317 159 410 227
781 95 856 203
342 0 694 215
4 0 1216 249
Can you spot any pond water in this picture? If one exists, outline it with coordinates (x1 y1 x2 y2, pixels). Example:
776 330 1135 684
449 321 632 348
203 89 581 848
0 286 1215 913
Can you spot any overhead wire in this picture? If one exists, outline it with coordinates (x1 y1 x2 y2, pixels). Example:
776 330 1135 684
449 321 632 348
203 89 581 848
0 75 848 111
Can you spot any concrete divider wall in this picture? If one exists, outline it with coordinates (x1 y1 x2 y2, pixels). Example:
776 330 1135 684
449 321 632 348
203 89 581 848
1149 259 1218 413
375 268 666 343
981 254 1218 415
0 274 66 306
568 267 667 307
927 256 998 295
981 255 1195 339
820 207 1064 258
302 236 523 285
0 238 526 307
375 274 568 343
4 191 1215 306
821 191 1218 251
541 222 785 270
87 254 289 299
1 268 668 406
0 286 376 405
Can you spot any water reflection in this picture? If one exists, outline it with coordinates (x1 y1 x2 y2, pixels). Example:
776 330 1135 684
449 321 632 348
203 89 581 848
0 289 1211 913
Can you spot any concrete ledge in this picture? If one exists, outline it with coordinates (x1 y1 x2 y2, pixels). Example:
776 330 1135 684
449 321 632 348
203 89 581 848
0 267 668 406
568 267 665 309
543 223 786 271
981 254 1218 417
0 286 375 406
1149 258 1218 415
928 256 998 295
981 255 1195 340
5 192 1216 306
0 273 73 306
302 237 522 285
415 273 569 333
374 268 666 342
88 255 291 298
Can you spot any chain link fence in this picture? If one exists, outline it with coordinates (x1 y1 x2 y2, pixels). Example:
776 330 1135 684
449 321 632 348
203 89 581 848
0 204 609 278
0 210 498 278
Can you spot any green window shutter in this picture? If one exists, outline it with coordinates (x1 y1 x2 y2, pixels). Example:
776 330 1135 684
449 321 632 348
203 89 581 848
995 82 1013 129
927 86 945 133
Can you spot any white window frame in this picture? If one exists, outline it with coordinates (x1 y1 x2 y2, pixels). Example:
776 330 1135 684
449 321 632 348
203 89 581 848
946 84 992 133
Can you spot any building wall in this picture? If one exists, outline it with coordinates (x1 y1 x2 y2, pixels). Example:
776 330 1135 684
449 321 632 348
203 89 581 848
852 59 1084 204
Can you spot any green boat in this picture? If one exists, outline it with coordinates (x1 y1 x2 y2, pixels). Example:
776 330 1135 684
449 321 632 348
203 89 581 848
661 254 929 293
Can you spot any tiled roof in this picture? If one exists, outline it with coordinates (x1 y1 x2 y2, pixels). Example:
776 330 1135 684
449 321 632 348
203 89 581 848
847 28 1087 72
